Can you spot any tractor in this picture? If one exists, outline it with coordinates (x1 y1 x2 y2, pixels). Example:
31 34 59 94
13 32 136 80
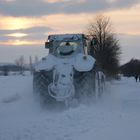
33 34 105 106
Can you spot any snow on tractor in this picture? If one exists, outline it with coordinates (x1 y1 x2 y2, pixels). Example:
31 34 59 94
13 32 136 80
33 34 105 106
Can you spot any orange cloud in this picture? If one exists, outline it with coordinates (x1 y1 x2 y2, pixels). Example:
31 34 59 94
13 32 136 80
0 39 43 46
46 0 69 3
105 4 140 35
43 4 140 35
4 0 15 2
6 33 28 38
44 13 93 34
106 0 118 4
46 0 86 4
0 15 48 30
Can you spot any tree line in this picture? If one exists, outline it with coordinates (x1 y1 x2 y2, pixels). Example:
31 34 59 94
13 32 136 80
120 59 140 77
0 55 39 76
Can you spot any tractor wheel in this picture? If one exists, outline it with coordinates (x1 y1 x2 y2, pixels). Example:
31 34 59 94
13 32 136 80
33 70 55 104
33 70 67 108
74 70 96 103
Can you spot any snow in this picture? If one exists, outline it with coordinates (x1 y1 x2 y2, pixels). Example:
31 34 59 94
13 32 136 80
0 75 140 140
35 53 95 72
35 54 55 71
48 34 83 41
74 54 95 71
35 53 95 101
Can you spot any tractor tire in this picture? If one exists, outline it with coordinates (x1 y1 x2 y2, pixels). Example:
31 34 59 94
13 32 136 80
33 70 67 108
74 70 96 102
33 70 55 104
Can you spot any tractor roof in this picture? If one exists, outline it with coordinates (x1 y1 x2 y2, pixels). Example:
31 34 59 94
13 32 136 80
48 34 85 41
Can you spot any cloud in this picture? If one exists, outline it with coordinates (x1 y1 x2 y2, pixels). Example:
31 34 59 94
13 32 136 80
1 4 140 46
106 0 118 4
105 5 140 35
0 16 38 30
6 33 28 38
0 39 42 46
46 0 71 3
46 0 86 4
0 0 139 17
0 0 140 63
0 15 55 33
1 0 15 2
0 26 54 46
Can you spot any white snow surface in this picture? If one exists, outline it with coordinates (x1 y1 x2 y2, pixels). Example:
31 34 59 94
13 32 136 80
35 53 95 72
0 74 140 140
48 34 83 41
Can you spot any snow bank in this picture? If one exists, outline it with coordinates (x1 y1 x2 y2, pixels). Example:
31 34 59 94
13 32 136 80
0 75 140 140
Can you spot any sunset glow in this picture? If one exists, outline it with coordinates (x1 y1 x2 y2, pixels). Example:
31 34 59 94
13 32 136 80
6 33 28 38
0 7 140 46
0 0 140 62
0 39 42 46
0 16 45 30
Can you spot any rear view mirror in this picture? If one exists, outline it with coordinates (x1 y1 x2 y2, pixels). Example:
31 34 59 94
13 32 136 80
45 42 50 49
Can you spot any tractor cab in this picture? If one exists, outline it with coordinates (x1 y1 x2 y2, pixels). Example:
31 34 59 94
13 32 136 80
45 34 87 57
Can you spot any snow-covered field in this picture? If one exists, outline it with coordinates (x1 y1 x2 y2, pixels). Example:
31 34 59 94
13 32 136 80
0 74 140 140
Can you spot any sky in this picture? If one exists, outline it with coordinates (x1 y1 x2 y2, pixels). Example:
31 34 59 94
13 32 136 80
0 0 140 64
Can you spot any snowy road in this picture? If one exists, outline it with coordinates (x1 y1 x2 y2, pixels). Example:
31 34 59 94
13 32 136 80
0 75 140 140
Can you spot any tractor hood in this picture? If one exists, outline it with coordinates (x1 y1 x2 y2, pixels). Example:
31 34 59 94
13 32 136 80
35 53 95 72
74 54 95 72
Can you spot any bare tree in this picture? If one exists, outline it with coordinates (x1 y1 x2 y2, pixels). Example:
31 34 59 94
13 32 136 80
87 15 121 77
15 56 25 75
34 56 39 65
29 56 34 75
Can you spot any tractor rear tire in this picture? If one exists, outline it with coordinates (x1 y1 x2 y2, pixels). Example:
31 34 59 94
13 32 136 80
33 70 55 104
74 70 96 102
33 70 67 108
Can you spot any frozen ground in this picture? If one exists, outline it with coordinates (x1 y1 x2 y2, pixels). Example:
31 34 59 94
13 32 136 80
0 74 140 140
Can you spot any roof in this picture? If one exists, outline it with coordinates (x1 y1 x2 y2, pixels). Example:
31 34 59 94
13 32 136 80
48 34 85 41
